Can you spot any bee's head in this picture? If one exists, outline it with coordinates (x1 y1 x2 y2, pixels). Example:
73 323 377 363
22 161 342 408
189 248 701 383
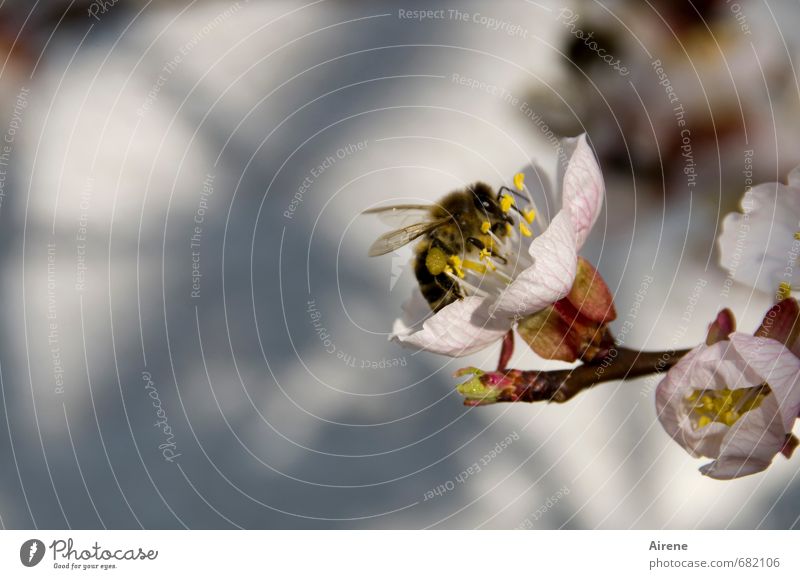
470 182 513 233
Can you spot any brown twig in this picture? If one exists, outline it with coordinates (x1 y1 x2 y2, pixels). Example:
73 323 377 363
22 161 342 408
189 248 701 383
455 347 691 406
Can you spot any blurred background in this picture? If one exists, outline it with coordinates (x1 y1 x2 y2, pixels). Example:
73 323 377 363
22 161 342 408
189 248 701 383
0 0 798 529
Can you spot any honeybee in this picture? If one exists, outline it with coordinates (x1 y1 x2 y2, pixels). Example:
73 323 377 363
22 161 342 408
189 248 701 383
366 182 529 312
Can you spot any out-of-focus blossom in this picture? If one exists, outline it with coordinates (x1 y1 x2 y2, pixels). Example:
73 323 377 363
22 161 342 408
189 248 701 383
535 1 800 204
718 165 800 297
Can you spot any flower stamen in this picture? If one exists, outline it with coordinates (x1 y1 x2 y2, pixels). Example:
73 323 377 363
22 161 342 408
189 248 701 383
462 259 486 275
512 172 548 230
448 255 465 279
500 194 514 213
522 208 536 224
685 385 770 429
478 248 497 271
445 270 489 298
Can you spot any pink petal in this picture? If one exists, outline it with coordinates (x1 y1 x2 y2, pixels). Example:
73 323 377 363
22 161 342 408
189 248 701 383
729 333 800 431
559 134 605 250
491 210 577 319
391 291 509 357
700 394 785 480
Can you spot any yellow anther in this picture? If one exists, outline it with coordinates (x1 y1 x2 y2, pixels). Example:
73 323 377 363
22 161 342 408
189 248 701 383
478 249 497 271
722 411 739 427
480 221 491 234
688 386 768 431
519 222 532 237
500 194 514 213
795 231 800 240
778 281 792 300
448 255 465 279
522 208 536 224
505 223 513 235
513 172 525 191
462 259 486 274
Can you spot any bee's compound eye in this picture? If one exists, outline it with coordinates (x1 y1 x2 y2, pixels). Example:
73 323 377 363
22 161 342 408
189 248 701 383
472 195 493 212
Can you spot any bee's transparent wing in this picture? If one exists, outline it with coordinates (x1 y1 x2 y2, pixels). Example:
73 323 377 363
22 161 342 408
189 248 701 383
367 219 449 257
362 205 434 228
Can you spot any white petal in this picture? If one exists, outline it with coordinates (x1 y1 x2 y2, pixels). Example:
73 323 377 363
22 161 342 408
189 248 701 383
700 394 785 480
655 346 702 450
656 344 728 458
729 333 800 431
558 134 605 250
657 334 797 479
394 287 432 329
699 456 772 480
655 341 759 459
391 293 509 357
717 180 800 294
491 210 577 319
787 164 800 187
698 339 762 390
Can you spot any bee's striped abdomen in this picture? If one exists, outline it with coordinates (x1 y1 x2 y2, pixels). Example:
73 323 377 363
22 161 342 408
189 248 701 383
414 242 462 312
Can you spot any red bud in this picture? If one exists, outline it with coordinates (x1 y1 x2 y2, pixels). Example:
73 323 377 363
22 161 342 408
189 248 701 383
754 298 800 357
516 257 616 362
566 257 617 325
706 308 736 345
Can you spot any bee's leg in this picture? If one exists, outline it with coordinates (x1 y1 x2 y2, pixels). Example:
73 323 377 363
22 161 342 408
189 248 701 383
430 237 457 255
467 237 485 251
497 330 514 372
431 273 462 311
